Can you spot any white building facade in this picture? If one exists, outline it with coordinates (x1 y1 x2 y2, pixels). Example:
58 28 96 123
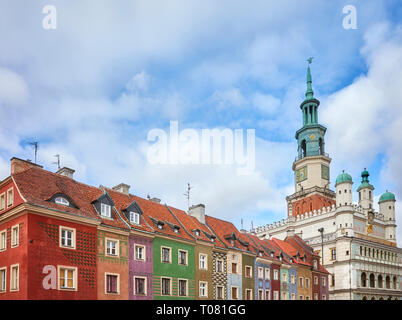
252 63 402 300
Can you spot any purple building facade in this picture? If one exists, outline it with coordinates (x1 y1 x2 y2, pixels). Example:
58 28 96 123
129 233 154 300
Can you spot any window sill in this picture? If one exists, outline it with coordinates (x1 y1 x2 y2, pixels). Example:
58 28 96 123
11 244 19 248
60 245 75 250
59 287 77 291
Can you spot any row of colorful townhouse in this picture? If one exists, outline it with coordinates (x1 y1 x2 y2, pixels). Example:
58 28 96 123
0 158 329 300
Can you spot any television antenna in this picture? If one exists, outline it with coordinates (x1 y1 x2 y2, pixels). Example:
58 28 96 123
183 182 193 210
53 154 61 170
28 142 39 164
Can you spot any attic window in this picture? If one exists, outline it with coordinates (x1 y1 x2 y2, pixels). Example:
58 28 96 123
158 224 163 230
259 251 263 257
129 211 140 225
174 228 179 234
270 252 274 258
55 197 69 206
101 203 111 218
195 230 200 236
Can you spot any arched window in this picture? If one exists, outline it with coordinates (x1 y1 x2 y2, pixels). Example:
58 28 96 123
378 275 383 288
369 273 375 288
301 140 307 158
386 276 390 289
379 297 384 300
393 276 397 289
362 296 367 300
371 296 375 300
361 273 367 287
319 138 323 155
55 196 69 206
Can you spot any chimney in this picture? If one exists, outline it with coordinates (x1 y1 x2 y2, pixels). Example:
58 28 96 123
112 183 130 195
11 157 43 175
56 167 75 179
188 203 205 224
150 197 161 204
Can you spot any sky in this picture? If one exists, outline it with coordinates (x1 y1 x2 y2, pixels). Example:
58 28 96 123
0 0 402 246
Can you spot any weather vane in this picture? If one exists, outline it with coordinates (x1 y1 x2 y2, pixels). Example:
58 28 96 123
307 57 314 64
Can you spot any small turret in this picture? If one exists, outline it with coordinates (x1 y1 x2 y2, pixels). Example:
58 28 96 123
379 190 396 243
335 170 353 206
357 168 374 212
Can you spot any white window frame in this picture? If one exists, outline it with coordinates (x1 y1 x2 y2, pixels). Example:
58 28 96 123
133 276 147 296
273 269 279 280
282 272 287 282
161 246 172 264
0 267 6 293
7 188 13 207
245 288 252 300
305 277 310 288
199 253 207 270
299 277 304 287
265 268 270 280
10 264 19 292
178 249 188 266
134 244 146 261
178 278 188 297
100 203 111 218
199 281 208 298
265 290 270 300
0 193 5 211
245 265 252 278
55 196 69 206
291 293 296 300
291 274 295 284
231 262 238 274
258 289 264 300
322 294 327 300
11 225 19 248
129 211 140 225
299 295 304 300
105 238 119 257
58 265 77 291
0 230 7 252
59 226 76 249
273 290 279 300
314 276 318 285
105 272 120 295
322 277 326 286
161 277 172 296
231 286 239 300
314 293 318 300
258 267 264 279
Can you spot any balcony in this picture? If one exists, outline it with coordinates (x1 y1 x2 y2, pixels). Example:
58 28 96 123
295 151 329 162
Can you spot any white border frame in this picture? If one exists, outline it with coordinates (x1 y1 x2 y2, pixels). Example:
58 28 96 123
105 272 120 295
59 225 76 250
133 276 147 296
58 265 78 291
105 238 120 257
0 267 6 293
134 244 146 261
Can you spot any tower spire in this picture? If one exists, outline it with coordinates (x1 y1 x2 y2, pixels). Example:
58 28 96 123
305 57 314 100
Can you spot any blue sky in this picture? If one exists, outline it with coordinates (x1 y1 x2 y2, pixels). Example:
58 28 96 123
0 0 402 245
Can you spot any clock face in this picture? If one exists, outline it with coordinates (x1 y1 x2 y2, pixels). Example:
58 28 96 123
296 166 307 183
321 165 329 180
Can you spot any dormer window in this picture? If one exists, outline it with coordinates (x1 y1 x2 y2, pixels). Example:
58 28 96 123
55 197 69 206
195 230 200 236
101 203 111 218
270 252 274 258
174 228 179 234
129 211 140 225
158 224 163 230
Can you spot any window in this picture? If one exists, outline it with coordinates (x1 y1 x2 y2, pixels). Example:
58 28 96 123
134 277 146 295
331 274 335 287
129 211 140 224
305 278 310 288
216 260 223 273
245 289 252 300
258 289 264 300
106 239 119 256
313 260 318 269
179 279 187 297
245 266 252 278
135 245 145 261
10 225 19 248
0 193 5 211
231 286 238 300
199 281 208 298
0 267 6 292
199 254 207 270
232 262 237 274
282 273 287 282
105 273 119 294
314 276 318 285
331 248 336 260
60 226 75 249
10 264 19 291
162 247 171 263
291 275 295 284
299 295 304 300
273 269 278 280
322 277 326 286
178 250 187 265
0 230 6 251
55 197 69 206
305 296 310 300
273 291 279 300
216 286 224 299
291 293 296 300
299 277 304 287
265 290 270 300
322 295 327 300
314 293 318 300
7 188 13 207
58 266 76 290
265 268 270 280
100 203 111 218
161 278 171 296
258 267 264 279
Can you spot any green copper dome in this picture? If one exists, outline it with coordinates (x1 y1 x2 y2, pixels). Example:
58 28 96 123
357 168 374 192
335 170 353 186
379 191 396 203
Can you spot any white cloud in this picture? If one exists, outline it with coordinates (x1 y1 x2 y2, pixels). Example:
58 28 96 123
0 67 29 105
252 93 280 115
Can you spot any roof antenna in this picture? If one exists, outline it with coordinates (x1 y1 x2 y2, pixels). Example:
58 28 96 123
53 154 61 170
147 194 151 200
251 221 254 230
28 142 39 164
183 182 193 210
241 218 244 230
